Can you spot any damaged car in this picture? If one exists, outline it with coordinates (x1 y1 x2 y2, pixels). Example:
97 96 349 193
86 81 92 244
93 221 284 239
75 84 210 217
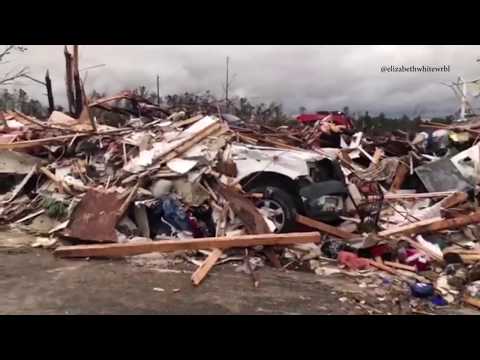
230 143 347 232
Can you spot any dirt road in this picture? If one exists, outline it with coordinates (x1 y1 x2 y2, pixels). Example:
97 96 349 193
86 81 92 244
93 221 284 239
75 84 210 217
0 229 479 315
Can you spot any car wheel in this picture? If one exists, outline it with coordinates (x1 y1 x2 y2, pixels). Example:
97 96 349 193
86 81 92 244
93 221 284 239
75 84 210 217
249 186 298 233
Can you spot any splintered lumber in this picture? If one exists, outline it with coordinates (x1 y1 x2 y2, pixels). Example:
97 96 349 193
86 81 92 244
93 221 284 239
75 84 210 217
383 261 417 272
460 254 480 263
296 214 354 240
379 217 452 237
39 166 73 194
54 232 321 258
372 191 458 201
367 260 399 275
396 191 469 226
379 210 480 238
191 248 223 286
463 296 480 310
439 191 468 209
172 114 204 128
213 182 281 268
0 133 90 150
12 111 48 129
399 236 444 263
389 161 409 192
372 147 384 165
214 184 270 234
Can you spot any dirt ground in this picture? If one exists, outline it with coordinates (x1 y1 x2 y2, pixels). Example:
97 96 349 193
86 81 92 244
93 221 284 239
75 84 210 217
1 229 479 315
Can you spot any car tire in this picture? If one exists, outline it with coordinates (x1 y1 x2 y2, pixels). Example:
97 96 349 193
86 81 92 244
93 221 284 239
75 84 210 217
249 186 298 233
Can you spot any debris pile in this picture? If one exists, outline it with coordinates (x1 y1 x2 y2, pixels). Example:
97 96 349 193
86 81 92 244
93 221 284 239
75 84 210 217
2 46 480 314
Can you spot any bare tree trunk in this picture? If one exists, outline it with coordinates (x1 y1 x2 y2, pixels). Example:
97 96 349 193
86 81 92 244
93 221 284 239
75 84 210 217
156 74 160 105
45 70 55 114
72 45 83 117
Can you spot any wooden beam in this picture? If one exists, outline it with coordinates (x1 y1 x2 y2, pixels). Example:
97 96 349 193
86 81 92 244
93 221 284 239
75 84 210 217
191 248 223 286
379 217 443 237
372 191 458 201
389 161 410 192
383 261 417 272
439 191 468 209
54 232 321 258
463 296 480 310
371 147 384 165
88 94 128 107
0 133 90 150
379 211 480 238
367 259 399 276
39 166 73 195
296 214 354 240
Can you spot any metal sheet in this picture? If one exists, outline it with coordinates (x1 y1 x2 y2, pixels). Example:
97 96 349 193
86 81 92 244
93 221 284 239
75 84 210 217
415 158 474 193
63 189 124 243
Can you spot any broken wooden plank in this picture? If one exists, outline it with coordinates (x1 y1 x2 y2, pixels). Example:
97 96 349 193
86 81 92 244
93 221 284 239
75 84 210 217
379 210 480 238
54 232 321 258
396 191 469 226
172 114 204 128
191 248 223 286
371 147 384 165
389 161 409 192
367 259 399 276
11 111 48 129
439 191 468 209
459 254 480 263
213 182 282 268
0 133 90 150
118 181 140 216
398 236 444 263
214 183 270 234
463 295 480 310
372 191 458 201
383 261 417 272
296 214 354 240
39 166 74 195
13 209 46 224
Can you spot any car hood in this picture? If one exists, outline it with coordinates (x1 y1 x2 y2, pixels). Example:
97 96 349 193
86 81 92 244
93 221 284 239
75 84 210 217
230 142 328 181
231 143 326 162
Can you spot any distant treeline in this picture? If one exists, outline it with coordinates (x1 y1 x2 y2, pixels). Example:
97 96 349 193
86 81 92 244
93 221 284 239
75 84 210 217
0 88 49 118
353 111 454 136
0 87 454 134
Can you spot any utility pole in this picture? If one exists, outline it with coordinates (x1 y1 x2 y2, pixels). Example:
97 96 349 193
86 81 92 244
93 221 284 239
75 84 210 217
156 74 160 105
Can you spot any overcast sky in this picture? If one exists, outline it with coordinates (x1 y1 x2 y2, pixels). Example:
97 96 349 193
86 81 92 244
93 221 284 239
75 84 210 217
3 45 480 118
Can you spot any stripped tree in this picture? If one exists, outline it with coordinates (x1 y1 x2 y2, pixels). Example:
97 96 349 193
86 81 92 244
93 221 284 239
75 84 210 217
0 45 28 86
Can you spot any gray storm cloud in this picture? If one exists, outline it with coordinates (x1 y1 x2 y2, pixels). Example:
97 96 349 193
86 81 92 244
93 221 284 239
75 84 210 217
3 45 480 117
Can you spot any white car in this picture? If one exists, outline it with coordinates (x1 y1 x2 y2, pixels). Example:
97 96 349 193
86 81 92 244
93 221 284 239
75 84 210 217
230 143 348 232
